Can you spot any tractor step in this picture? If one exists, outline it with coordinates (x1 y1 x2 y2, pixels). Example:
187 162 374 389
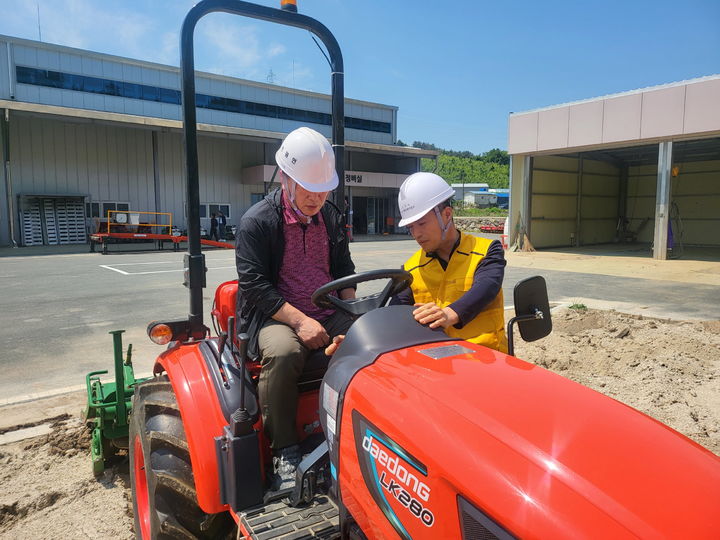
238 495 339 539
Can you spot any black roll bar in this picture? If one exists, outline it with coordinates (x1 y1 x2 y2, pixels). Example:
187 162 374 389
180 0 344 334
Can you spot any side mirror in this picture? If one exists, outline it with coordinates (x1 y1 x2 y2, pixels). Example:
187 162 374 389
507 276 552 356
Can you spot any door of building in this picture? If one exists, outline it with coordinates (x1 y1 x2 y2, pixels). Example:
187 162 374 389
367 197 376 234
366 197 388 235
353 196 367 235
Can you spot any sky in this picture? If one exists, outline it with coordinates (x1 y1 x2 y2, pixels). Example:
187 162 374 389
1 0 719 154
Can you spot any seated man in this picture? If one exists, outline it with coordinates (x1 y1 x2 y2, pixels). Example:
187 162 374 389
235 127 356 491
326 171 506 355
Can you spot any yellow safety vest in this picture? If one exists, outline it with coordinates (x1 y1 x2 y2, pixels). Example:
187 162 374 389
404 233 508 353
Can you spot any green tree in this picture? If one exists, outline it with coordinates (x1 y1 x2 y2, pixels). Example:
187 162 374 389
411 141 510 189
481 148 509 166
420 155 509 189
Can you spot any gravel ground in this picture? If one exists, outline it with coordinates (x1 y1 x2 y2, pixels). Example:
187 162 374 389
1 307 718 539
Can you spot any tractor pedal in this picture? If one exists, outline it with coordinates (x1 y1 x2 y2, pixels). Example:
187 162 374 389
262 486 294 505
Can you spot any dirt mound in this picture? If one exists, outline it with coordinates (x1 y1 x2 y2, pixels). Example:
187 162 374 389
0 418 133 539
22 418 91 458
515 307 720 455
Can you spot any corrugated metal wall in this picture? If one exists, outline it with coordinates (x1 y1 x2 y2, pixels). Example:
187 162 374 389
5 113 281 239
626 164 657 244
155 132 268 230
531 156 579 247
670 160 720 246
10 114 154 206
578 159 620 245
530 155 620 247
628 159 720 246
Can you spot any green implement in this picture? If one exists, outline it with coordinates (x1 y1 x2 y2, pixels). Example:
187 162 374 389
84 330 150 475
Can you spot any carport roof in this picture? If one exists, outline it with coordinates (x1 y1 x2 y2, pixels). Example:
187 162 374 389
508 74 720 155
512 74 720 115
562 137 720 167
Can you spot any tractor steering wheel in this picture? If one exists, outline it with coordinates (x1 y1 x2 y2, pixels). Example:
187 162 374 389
311 269 413 319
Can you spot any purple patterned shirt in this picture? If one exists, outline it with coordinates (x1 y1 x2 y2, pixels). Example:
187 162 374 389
276 191 335 320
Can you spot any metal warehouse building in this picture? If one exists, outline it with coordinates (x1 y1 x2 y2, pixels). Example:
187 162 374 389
0 34 435 247
508 75 720 259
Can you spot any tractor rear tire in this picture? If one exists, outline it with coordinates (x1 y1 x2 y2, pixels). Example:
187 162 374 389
129 375 234 539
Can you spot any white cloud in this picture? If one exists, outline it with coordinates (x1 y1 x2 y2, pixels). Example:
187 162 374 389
0 0 186 64
156 32 179 66
0 0 321 90
267 43 286 58
199 19 262 72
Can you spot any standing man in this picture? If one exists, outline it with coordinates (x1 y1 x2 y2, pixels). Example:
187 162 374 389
209 212 219 241
393 172 507 351
217 210 227 240
235 127 356 491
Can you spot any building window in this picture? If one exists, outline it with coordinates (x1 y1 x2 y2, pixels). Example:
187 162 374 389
91 201 130 218
15 66 392 134
199 203 231 219
86 202 100 218
251 193 264 205
208 203 230 218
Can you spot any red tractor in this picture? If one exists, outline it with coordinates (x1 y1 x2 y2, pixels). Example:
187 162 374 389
128 1 720 538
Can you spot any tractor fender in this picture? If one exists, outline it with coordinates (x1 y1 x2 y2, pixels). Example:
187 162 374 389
154 342 228 514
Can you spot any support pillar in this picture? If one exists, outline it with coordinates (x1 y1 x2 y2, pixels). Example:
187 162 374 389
152 131 161 214
1 108 17 247
521 155 533 242
575 157 584 247
617 164 629 241
653 141 672 260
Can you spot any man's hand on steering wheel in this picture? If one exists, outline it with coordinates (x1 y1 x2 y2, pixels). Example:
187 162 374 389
339 287 356 301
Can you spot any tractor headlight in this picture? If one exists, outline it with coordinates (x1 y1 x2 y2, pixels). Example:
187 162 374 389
148 323 173 345
146 319 197 345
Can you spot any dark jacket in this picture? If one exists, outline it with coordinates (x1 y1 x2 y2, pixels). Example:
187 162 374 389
235 189 355 360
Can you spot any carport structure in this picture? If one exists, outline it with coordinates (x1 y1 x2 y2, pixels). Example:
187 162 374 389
508 75 720 259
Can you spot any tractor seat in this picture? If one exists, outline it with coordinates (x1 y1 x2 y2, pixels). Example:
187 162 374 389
212 280 331 391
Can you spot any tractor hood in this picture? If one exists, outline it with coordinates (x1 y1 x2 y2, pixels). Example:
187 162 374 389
323 306 720 539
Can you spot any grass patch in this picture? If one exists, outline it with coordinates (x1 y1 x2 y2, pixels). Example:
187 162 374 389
569 303 588 311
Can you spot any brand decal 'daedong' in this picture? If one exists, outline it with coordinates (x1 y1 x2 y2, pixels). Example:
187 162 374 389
352 410 434 539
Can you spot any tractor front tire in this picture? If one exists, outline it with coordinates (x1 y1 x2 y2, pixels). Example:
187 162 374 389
129 375 234 539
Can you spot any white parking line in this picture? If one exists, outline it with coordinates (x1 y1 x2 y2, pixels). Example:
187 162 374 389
105 261 179 266
100 264 130 275
100 264 235 275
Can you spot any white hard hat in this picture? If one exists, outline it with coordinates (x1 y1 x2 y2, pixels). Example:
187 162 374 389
398 172 455 227
275 127 338 192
